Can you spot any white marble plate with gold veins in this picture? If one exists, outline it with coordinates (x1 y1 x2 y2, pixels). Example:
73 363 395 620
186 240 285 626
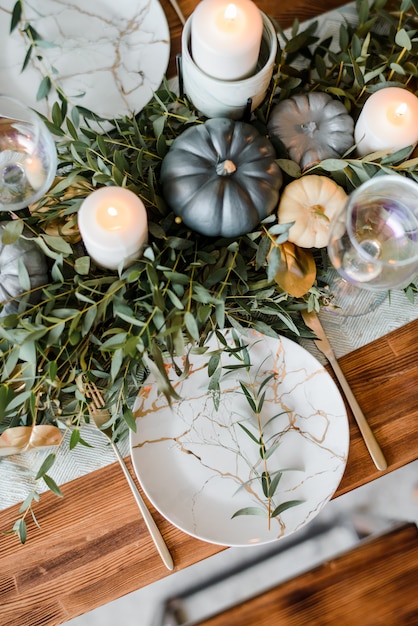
0 0 170 118
131 329 349 547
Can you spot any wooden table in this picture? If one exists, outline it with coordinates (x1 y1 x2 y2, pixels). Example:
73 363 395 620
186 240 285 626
1 324 417 626
1 1 418 625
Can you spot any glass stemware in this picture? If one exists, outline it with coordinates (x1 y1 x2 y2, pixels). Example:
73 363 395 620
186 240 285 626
0 95 57 212
326 175 418 314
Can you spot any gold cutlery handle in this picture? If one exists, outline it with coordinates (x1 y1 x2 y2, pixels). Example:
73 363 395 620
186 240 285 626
111 443 174 571
169 0 186 24
328 356 388 471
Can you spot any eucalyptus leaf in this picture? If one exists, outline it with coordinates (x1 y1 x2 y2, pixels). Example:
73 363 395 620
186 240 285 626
231 507 267 519
267 245 281 283
207 353 220 377
19 491 40 513
43 474 63 497
255 236 271 270
10 1 22 32
2 220 24 244
271 499 305 518
69 429 80 450
13 518 27 544
36 76 51 101
395 28 412 51
75 256 91 275
35 453 56 479
21 45 33 72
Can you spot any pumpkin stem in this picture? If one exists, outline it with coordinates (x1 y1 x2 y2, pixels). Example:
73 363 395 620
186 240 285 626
300 121 318 137
216 159 237 176
311 204 330 221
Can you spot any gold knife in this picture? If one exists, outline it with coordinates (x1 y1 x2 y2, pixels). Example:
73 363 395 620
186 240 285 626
301 309 388 472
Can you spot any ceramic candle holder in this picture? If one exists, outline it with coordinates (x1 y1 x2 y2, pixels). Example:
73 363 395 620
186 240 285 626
180 12 277 120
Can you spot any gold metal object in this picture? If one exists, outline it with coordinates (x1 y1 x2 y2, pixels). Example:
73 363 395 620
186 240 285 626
85 380 174 571
169 0 186 24
301 310 388 472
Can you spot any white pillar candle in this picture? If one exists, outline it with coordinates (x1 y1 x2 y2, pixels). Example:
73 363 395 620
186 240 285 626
355 87 418 156
78 186 148 270
191 0 263 80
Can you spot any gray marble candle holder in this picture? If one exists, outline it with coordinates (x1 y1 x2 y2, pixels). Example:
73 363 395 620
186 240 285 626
181 12 278 120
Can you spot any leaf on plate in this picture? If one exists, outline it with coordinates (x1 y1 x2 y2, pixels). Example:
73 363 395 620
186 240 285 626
36 76 51 101
271 499 305 518
231 507 268 519
10 1 22 33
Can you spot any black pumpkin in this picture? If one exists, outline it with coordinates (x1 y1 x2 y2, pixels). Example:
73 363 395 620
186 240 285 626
160 118 282 237
0 222 48 317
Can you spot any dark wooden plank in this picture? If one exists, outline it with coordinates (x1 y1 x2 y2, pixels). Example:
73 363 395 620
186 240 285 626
194 523 418 626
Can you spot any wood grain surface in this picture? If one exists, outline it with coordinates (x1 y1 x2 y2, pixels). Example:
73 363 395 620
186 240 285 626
194 522 418 625
1 1 418 624
1 318 417 626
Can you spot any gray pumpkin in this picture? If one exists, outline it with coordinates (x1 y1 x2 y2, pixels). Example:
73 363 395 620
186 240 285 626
267 93 354 170
0 222 48 317
160 118 283 238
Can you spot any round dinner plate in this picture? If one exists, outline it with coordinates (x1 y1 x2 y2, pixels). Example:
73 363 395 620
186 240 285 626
0 0 170 119
130 329 349 547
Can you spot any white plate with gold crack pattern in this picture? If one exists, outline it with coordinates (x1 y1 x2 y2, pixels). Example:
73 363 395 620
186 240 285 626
0 0 170 119
130 329 349 547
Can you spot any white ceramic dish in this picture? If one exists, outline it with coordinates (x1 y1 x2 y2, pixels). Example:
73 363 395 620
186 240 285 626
0 0 170 118
130 329 349 547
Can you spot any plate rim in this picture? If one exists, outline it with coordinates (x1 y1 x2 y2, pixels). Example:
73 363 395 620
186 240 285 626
130 329 349 547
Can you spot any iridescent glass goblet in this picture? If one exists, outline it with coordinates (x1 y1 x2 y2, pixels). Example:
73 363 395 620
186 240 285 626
326 175 418 314
0 95 57 211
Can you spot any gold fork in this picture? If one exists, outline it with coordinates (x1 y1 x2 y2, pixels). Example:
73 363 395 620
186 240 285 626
85 380 174 571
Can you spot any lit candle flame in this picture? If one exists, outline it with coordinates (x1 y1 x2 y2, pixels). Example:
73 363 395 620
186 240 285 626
104 205 122 230
395 102 408 117
388 101 410 126
97 204 130 231
224 3 237 20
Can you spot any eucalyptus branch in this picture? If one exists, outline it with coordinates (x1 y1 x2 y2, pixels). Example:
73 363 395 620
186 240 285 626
233 374 303 529
205 334 303 528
